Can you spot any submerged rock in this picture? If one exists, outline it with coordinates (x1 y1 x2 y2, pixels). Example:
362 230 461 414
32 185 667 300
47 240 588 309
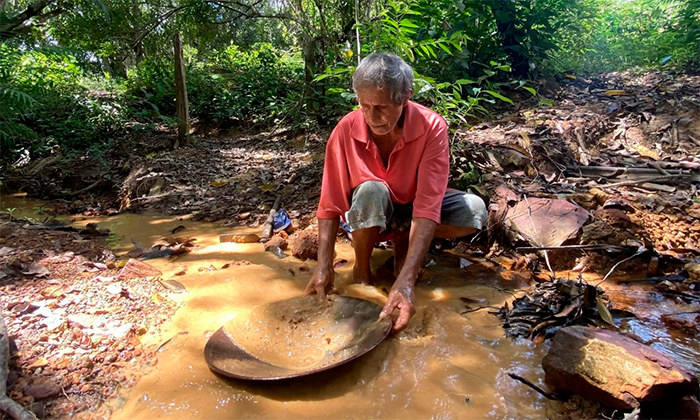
542 326 698 410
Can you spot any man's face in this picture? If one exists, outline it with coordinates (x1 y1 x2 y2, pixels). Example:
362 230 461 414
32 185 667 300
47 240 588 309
357 87 409 137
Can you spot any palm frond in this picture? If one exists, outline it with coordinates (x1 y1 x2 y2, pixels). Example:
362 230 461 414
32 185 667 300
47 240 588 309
0 85 37 112
0 121 38 148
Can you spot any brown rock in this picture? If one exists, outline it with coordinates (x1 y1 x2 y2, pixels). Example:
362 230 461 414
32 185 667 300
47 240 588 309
22 377 62 400
292 230 319 261
0 223 13 238
652 395 700 419
263 235 288 251
661 312 700 333
543 326 698 410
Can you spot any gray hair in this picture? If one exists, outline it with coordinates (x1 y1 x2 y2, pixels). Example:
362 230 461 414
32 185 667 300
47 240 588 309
352 53 414 105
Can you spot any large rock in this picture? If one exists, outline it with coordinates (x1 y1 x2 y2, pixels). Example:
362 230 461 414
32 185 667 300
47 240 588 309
291 229 318 261
542 326 698 410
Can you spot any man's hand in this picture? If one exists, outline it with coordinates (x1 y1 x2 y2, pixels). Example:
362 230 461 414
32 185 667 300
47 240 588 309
305 267 335 299
379 281 416 332
305 217 340 299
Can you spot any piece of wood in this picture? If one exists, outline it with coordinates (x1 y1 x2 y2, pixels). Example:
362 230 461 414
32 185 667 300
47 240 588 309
260 195 282 243
173 33 190 148
219 233 260 243
1 310 39 420
566 165 700 181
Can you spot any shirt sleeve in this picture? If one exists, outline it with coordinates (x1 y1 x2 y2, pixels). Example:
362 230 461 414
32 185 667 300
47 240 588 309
412 116 449 223
316 126 352 219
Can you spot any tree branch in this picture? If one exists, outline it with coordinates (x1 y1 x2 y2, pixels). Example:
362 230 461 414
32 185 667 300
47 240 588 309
0 0 54 41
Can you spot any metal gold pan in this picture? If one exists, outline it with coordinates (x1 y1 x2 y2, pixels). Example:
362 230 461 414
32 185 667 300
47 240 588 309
204 295 392 380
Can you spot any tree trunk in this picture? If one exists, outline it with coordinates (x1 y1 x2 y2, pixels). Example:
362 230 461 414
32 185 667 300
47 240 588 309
0 0 52 41
173 33 190 148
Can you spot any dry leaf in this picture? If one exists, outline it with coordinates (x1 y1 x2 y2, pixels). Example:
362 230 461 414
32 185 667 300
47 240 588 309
27 357 49 369
604 90 630 96
596 297 615 326
151 293 164 304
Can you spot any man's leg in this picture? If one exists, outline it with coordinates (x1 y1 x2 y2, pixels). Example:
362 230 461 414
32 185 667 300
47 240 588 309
392 189 487 276
436 189 487 238
345 181 393 285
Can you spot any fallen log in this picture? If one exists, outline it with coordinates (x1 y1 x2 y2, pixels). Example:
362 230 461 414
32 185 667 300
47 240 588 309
0 310 38 420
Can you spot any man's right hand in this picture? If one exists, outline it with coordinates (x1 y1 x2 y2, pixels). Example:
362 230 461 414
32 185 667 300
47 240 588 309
304 267 335 299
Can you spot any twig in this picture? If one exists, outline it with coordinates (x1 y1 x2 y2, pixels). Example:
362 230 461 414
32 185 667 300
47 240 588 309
648 162 670 176
507 372 558 400
595 250 646 287
598 175 688 189
516 244 635 252
67 178 103 197
460 305 499 314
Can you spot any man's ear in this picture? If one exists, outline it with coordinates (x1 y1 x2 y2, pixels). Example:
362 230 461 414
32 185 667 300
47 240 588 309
402 89 413 106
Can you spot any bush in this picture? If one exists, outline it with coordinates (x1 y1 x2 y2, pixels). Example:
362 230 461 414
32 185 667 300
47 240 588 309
128 43 305 127
0 45 132 161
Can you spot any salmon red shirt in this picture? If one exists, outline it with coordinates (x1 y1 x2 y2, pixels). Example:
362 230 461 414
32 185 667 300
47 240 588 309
317 100 449 224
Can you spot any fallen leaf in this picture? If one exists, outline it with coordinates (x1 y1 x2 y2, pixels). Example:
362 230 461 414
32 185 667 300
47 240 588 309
171 225 187 234
41 285 64 299
596 297 615 326
210 179 231 187
604 90 631 96
151 293 164 304
117 258 162 280
27 357 49 369
259 184 276 192
20 262 50 277
159 279 186 293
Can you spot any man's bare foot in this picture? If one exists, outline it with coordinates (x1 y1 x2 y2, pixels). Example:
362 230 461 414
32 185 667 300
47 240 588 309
353 264 376 285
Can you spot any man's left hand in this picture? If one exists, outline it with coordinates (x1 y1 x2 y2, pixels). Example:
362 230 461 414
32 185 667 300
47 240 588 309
379 281 416 332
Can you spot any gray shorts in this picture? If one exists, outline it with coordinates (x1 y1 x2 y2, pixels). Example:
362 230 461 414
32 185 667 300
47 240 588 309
344 181 487 234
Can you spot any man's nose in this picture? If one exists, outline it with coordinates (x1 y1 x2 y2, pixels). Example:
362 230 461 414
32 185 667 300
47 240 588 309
366 108 382 124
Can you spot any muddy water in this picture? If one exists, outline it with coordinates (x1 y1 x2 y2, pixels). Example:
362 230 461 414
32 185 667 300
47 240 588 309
2 194 699 419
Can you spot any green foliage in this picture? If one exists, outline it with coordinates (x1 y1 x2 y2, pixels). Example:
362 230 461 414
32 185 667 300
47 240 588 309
129 43 305 126
0 44 131 160
551 0 700 73
1 0 699 167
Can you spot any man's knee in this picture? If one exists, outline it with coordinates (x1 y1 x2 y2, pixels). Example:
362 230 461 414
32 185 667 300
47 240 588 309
346 181 392 231
353 181 390 200
441 190 487 230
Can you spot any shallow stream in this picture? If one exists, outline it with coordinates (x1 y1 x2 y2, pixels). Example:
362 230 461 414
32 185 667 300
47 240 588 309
2 194 699 419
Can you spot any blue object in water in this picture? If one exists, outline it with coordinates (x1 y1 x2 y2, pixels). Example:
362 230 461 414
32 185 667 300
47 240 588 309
273 209 291 233
340 220 353 233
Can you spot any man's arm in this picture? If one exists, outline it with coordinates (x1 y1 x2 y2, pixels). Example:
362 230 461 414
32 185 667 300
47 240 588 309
380 217 436 331
305 217 340 298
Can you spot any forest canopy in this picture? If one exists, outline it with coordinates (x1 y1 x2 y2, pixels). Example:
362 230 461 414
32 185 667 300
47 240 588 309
0 0 698 162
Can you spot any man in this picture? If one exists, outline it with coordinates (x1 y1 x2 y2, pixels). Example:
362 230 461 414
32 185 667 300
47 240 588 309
305 53 487 332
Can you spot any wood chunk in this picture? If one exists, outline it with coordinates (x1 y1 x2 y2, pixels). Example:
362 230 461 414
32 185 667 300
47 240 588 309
219 233 260 243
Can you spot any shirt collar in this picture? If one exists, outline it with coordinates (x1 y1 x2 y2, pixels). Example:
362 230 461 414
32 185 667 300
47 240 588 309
350 101 426 144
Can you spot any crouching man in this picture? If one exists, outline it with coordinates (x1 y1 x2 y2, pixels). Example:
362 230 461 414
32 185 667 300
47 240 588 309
305 53 487 332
